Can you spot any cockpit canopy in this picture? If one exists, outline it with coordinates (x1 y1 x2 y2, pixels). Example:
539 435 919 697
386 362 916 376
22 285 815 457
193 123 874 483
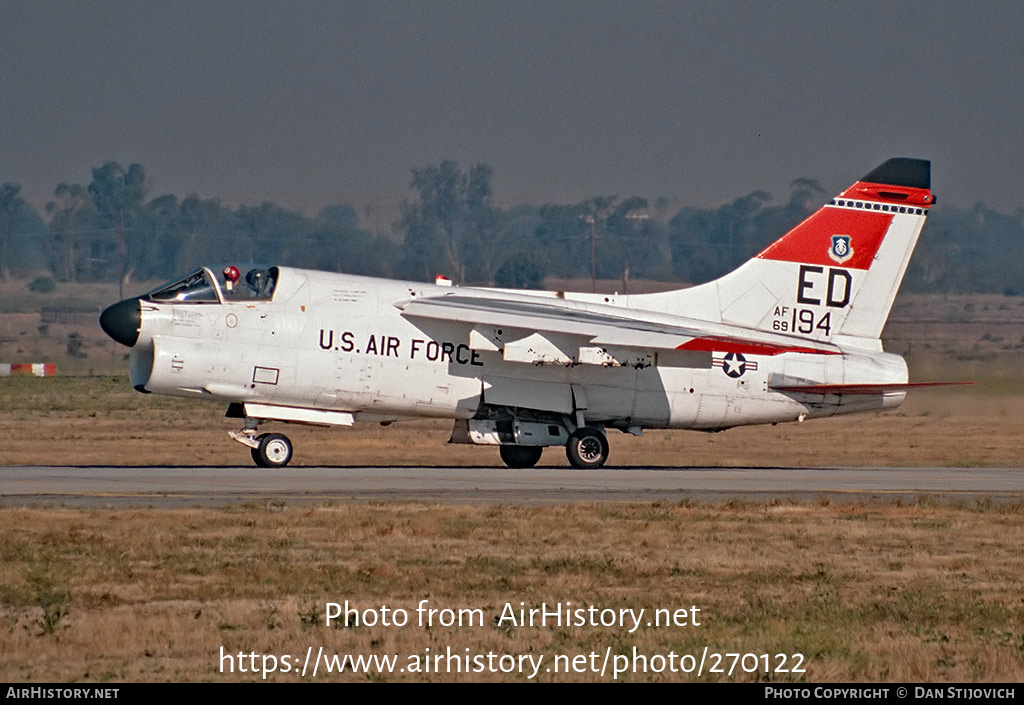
144 266 279 303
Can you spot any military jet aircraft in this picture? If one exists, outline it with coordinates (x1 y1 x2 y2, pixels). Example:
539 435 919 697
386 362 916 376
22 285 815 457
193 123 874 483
100 158 937 469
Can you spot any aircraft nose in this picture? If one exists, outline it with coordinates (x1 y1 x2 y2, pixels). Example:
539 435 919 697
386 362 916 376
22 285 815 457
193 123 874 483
99 298 141 347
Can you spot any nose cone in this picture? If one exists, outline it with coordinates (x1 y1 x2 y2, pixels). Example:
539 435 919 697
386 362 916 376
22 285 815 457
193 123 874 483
99 298 141 347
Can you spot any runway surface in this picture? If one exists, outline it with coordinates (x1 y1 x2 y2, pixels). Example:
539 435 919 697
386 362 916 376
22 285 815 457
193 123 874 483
2 465 1023 507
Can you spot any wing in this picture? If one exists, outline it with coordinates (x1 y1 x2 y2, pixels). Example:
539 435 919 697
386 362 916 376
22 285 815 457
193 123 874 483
396 292 840 367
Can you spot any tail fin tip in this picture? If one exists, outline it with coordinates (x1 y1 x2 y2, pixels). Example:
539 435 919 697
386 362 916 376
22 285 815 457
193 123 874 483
861 158 930 190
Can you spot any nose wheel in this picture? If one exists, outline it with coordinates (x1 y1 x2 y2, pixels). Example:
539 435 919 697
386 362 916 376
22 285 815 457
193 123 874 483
251 433 293 468
229 416 295 468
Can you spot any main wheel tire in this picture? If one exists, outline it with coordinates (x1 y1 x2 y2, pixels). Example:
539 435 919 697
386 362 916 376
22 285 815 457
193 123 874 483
251 432 293 468
499 445 543 468
565 427 609 469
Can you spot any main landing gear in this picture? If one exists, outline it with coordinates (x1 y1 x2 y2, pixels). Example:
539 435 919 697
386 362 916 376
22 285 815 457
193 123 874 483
499 445 543 468
497 426 610 470
565 427 609 469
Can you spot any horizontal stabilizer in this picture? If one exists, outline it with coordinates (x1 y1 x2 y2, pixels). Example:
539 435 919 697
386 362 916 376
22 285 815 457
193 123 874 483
770 382 973 395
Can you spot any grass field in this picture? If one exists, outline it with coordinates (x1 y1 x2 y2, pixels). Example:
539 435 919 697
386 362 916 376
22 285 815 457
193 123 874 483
2 287 1023 682
1 372 1022 682
1 501 1023 682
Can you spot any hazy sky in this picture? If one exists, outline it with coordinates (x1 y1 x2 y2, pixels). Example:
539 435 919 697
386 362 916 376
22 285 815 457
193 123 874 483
2 1 1022 213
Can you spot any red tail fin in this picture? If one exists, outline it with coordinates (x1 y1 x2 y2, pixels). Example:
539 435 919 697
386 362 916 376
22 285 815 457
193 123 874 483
639 158 933 345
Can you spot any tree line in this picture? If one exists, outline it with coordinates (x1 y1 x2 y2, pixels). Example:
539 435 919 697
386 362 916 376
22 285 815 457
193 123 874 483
0 160 1021 295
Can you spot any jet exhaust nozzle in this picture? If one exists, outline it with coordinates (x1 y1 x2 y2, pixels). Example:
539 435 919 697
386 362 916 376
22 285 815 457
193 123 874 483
99 298 142 347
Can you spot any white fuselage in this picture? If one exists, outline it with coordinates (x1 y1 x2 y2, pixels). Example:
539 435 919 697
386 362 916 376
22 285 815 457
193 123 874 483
128 267 907 437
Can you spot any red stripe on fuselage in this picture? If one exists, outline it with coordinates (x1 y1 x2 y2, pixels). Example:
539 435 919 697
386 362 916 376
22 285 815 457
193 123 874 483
675 337 840 356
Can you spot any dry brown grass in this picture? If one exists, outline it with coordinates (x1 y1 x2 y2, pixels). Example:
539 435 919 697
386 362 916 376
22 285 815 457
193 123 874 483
1 502 1023 682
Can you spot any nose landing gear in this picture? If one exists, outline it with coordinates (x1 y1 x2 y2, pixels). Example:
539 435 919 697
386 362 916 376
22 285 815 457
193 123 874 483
229 425 294 468
251 433 293 468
